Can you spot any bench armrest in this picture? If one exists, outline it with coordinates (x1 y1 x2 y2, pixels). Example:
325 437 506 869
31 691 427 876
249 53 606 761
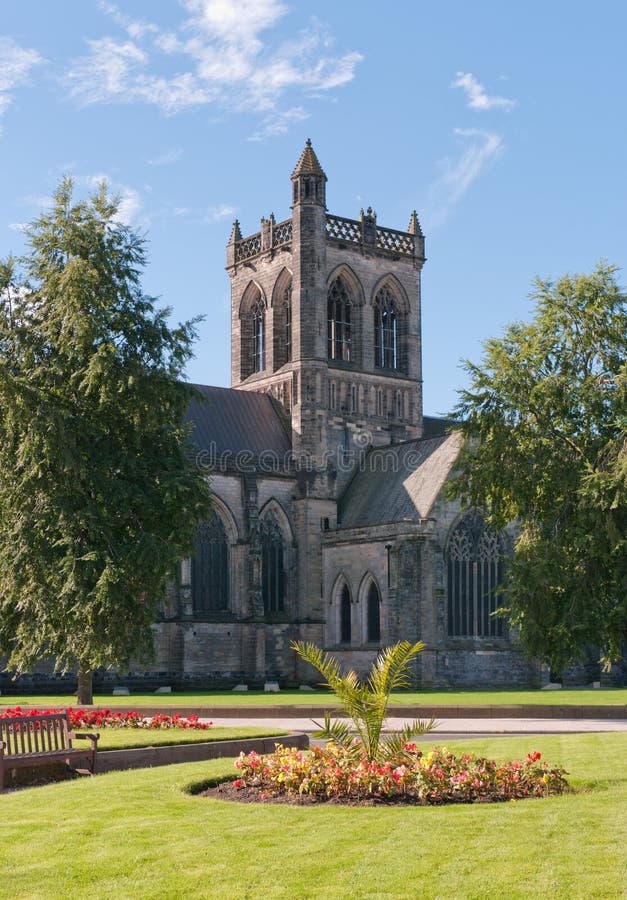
69 732 100 746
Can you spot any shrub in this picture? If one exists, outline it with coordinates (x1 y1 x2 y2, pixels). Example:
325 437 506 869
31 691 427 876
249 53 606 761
233 743 569 804
292 640 436 761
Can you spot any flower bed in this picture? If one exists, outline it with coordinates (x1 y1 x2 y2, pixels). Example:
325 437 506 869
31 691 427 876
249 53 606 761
227 743 569 805
1 706 212 730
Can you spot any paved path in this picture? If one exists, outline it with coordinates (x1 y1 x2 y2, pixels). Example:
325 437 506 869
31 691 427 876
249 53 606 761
208 714 627 738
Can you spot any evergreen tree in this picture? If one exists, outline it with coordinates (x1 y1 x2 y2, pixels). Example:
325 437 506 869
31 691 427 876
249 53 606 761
0 179 211 702
449 263 626 672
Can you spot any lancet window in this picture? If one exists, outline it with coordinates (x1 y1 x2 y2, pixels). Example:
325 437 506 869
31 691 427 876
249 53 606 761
251 300 264 373
446 511 507 638
191 512 230 613
366 581 381 643
260 513 285 614
284 286 292 363
374 286 400 370
327 277 352 362
340 583 351 644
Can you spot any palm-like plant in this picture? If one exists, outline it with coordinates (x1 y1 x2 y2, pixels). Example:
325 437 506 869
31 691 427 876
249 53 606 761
291 640 436 762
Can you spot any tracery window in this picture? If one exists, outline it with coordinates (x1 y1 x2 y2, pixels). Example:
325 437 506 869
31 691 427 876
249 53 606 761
340 583 351 643
366 581 381 643
446 511 507 638
327 277 352 362
260 513 285 614
191 512 229 613
374 287 400 370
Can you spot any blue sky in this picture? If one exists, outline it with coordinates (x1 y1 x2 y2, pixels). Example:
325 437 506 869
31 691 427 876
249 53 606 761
1 0 626 415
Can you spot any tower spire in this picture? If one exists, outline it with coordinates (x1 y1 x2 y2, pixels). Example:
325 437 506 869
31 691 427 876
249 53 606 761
291 139 327 207
291 138 327 179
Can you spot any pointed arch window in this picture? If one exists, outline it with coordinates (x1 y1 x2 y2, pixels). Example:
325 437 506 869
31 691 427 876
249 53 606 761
241 287 265 379
447 511 507 638
260 513 285 614
327 277 352 362
374 286 400 370
366 581 381 643
284 285 292 363
191 511 229 613
340 584 351 644
252 299 264 372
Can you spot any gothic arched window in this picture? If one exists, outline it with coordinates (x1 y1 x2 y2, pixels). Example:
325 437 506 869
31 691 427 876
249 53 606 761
446 511 507 638
284 286 292 363
327 277 352 362
366 581 381 643
273 279 292 371
251 299 264 373
240 287 265 379
340 583 351 644
374 286 400 370
260 514 285 614
191 512 230 613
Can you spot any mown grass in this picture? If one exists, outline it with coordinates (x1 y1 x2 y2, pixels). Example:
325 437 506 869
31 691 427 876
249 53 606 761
3 687 626 708
90 726 286 751
0 732 625 899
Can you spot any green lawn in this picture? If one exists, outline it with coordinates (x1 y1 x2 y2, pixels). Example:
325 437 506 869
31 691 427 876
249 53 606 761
91 726 286 751
0 732 625 899
2 687 626 708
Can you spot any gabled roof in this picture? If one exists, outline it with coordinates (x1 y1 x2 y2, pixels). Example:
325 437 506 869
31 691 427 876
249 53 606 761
291 139 327 179
186 385 292 459
338 432 462 528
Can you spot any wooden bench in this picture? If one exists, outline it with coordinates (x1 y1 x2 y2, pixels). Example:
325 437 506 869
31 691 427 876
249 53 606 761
0 712 99 792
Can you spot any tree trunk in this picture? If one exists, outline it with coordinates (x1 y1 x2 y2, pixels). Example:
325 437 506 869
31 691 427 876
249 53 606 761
77 667 93 705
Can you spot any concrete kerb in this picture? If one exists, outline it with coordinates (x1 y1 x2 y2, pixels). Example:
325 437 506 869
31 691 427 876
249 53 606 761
94 732 309 774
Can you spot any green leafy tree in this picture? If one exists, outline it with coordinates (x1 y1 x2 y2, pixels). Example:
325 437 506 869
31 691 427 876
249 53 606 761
449 262 626 672
292 641 436 761
0 178 211 702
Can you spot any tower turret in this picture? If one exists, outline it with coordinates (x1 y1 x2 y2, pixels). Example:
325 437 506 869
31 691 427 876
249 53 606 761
291 138 327 208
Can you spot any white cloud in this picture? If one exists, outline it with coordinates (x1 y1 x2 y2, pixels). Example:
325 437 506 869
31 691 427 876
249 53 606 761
65 0 362 130
146 148 184 166
247 106 309 141
0 37 43 127
451 72 515 112
204 203 237 223
424 128 503 229
116 186 143 226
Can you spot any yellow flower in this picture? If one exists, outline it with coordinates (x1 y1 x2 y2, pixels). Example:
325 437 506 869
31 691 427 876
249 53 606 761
542 774 550 784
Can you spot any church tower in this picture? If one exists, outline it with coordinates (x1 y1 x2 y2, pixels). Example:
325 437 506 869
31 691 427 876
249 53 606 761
226 140 426 474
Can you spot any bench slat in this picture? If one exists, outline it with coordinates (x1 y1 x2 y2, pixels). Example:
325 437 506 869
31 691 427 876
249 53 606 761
0 713 98 792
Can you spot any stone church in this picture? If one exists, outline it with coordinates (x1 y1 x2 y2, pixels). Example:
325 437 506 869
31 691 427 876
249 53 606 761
153 140 538 688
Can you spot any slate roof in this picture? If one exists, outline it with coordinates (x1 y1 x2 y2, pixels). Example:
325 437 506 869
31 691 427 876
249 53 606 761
422 415 455 439
291 139 327 179
186 385 292 459
338 432 462 528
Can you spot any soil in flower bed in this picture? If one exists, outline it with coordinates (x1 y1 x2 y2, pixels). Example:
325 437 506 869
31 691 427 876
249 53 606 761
201 780 523 807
